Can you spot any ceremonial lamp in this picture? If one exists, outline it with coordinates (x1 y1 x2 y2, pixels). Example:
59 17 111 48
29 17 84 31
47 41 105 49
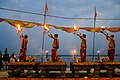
97 50 100 62
73 25 81 62
44 24 51 33
73 50 77 61
73 25 82 37
44 24 52 37
16 24 23 34
41 24 51 62
45 50 49 62
100 26 107 35
74 25 79 33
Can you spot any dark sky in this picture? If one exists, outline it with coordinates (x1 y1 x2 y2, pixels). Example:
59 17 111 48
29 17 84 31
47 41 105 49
0 0 120 56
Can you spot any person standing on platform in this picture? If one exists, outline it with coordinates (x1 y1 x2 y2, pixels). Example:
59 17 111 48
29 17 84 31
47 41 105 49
48 34 59 62
2 48 10 70
103 33 115 61
19 35 28 62
74 33 87 62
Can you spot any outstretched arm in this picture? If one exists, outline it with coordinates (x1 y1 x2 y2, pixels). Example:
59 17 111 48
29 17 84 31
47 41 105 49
106 33 109 40
100 31 111 40
73 32 82 39
20 34 24 40
105 33 113 40
76 33 82 39
48 34 54 39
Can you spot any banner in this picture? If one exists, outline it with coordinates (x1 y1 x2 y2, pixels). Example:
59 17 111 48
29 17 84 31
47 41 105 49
0 18 120 33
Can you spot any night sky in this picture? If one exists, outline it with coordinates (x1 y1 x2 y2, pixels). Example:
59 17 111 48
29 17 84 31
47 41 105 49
0 0 120 57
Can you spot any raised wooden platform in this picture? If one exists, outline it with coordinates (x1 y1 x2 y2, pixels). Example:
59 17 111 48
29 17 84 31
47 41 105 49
40 61 67 77
70 62 100 77
5 61 120 78
6 62 40 77
70 61 120 78
101 62 120 77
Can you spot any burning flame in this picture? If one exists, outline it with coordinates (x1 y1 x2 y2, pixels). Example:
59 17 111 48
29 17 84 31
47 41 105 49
71 50 77 60
73 50 77 56
101 26 105 28
70 46 77 58
17 24 21 30
74 50 77 54
74 25 78 31
84 76 87 78
97 47 105 54
16 24 22 34
46 50 48 53
101 26 105 31
44 24 49 31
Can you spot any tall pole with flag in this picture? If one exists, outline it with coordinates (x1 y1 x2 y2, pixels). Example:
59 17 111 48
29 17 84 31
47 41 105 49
41 1 48 62
92 6 97 61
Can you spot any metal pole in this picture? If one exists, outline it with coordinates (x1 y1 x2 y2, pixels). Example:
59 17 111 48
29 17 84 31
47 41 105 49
92 19 96 62
92 6 97 62
41 1 47 62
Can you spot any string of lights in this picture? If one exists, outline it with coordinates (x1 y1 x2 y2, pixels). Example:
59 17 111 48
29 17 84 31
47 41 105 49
0 7 120 20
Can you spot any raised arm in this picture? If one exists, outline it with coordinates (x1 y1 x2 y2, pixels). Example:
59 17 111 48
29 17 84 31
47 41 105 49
101 31 111 40
77 34 82 39
48 34 54 39
106 33 109 40
20 34 24 40
76 33 83 39
106 33 113 40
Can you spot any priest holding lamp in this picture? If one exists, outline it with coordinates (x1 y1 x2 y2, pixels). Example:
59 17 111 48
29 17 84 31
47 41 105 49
48 33 59 62
101 27 115 62
19 34 28 62
73 26 87 62
44 24 59 62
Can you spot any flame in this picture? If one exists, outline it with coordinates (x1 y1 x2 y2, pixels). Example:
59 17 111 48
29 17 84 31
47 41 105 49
74 50 77 54
101 26 105 28
97 46 105 54
46 50 48 53
70 46 77 59
84 76 87 78
16 24 21 30
74 25 78 31
71 50 77 60
101 26 105 31
44 24 49 31
73 50 77 56
16 24 22 34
